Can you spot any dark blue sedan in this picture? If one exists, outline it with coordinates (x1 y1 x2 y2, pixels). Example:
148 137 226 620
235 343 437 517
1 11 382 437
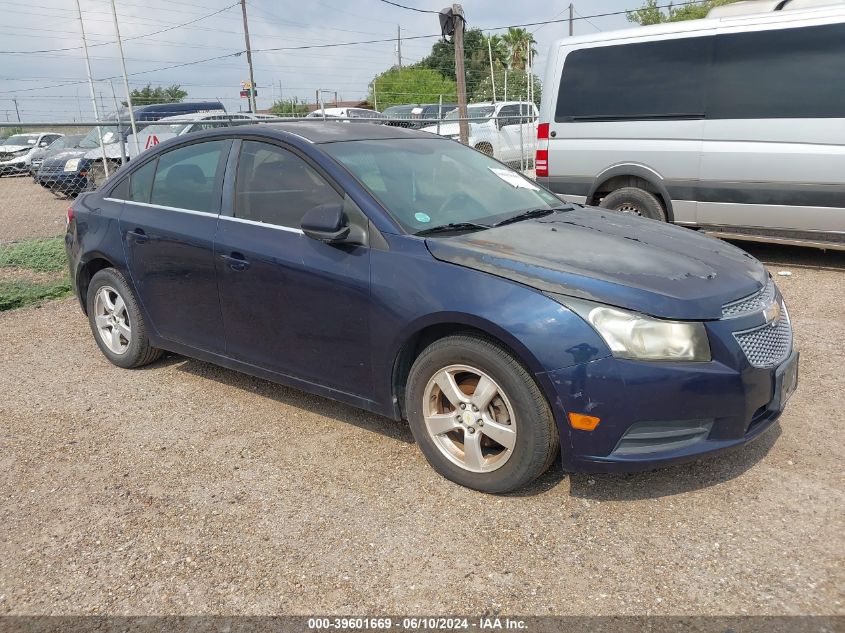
65 123 798 493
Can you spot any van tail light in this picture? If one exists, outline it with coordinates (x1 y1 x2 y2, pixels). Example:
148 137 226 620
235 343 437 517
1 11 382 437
66 206 74 227
535 123 550 177
537 122 549 140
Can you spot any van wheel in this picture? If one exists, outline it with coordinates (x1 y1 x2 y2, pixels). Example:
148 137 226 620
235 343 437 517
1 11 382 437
475 142 494 156
405 334 559 494
600 187 666 221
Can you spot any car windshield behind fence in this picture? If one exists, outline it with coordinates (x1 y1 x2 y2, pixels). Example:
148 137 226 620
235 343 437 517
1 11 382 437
4 135 38 145
444 106 495 121
78 125 121 149
324 138 562 234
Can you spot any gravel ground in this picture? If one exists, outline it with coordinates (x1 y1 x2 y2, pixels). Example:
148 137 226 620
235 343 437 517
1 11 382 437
0 175 71 243
0 178 843 616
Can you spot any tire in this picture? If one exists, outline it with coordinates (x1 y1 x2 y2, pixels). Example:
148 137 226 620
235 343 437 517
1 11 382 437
405 334 559 493
86 268 162 369
475 142 494 157
600 186 666 221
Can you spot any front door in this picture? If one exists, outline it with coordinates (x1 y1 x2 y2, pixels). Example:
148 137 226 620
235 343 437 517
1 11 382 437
215 140 372 396
119 139 230 352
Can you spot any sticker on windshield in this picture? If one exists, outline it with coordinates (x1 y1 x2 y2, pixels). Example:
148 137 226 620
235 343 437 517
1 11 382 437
488 167 540 191
415 212 431 223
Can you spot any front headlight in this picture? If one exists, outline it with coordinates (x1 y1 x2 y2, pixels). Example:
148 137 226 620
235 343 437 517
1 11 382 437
552 296 711 361
64 158 80 172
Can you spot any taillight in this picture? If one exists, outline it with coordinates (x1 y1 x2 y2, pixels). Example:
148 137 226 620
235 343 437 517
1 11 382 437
537 122 549 140
535 149 549 178
535 122 550 177
66 206 74 227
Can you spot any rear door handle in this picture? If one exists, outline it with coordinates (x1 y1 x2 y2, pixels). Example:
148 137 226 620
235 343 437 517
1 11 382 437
220 252 250 271
126 228 148 244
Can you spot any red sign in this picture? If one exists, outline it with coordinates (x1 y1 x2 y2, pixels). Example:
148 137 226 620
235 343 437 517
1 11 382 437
144 135 160 150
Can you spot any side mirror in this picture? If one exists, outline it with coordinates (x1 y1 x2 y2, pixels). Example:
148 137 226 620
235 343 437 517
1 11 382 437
39 141 49 147
301 203 351 243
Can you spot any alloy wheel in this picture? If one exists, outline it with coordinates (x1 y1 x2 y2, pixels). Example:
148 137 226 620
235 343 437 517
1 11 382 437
93 285 131 354
422 364 517 473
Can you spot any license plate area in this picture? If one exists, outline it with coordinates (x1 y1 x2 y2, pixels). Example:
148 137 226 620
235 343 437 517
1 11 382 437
771 351 799 411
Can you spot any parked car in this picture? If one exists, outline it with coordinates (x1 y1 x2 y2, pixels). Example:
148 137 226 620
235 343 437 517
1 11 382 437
36 126 120 195
422 101 537 165
382 104 418 128
0 132 63 176
30 134 84 178
410 103 457 128
537 0 845 250
127 112 279 158
66 123 798 493
306 107 385 121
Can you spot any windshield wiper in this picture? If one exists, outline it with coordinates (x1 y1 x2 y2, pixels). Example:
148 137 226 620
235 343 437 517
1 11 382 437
415 222 491 236
492 205 575 228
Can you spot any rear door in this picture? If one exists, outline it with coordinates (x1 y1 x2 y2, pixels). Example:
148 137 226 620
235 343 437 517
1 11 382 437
119 139 231 352
214 139 372 395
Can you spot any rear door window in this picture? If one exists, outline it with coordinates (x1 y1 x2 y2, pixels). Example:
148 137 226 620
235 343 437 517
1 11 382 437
128 159 157 203
233 141 342 229
149 140 229 212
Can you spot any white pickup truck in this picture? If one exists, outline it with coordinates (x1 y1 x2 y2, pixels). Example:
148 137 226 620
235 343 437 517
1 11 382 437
421 101 538 165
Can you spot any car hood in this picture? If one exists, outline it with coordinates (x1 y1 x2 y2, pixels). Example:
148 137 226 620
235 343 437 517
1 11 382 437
424 208 767 320
0 144 32 153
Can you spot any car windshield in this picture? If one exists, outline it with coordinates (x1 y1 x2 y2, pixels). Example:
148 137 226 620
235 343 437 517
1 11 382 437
78 125 121 149
4 134 38 146
324 138 566 234
444 105 495 121
383 105 416 118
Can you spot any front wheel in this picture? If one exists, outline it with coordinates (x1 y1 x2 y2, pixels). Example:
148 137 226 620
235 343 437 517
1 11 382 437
405 335 559 493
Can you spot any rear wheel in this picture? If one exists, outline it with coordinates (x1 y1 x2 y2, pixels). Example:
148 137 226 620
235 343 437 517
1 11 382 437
406 335 559 493
475 142 494 156
600 186 666 221
86 268 162 369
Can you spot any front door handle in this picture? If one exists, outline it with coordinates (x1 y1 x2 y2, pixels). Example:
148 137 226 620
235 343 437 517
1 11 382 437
126 228 148 244
220 252 250 271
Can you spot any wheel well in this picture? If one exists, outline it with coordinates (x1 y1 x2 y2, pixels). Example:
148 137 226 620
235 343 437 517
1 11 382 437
589 175 670 219
474 141 493 150
77 257 113 314
391 323 526 419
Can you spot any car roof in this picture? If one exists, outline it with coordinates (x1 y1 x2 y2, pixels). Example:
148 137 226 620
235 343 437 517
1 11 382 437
261 122 438 143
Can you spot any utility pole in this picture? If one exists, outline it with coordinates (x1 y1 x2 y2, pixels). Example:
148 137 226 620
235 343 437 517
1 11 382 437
569 3 574 36
452 4 468 144
240 0 257 113
397 25 402 68
109 0 140 157
487 36 496 102
12 97 20 122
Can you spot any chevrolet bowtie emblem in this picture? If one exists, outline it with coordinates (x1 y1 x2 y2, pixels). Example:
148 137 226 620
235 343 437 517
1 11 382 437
763 301 782 326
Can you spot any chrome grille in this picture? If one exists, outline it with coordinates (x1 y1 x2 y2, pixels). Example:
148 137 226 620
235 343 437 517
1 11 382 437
722 279 775 319
733 305 792 368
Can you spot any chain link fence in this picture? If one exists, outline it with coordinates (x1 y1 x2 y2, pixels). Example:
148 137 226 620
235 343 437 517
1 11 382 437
0 114 538 311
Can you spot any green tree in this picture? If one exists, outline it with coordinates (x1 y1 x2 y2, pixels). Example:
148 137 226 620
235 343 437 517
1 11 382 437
368 66 457 110
126 83 188 106
627 0 744 25
472 70 541 105
269 97 309 117
418 29 509 99
501 27 538 71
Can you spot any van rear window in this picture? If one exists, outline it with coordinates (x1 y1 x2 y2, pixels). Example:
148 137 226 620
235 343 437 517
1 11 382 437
555 22 845 123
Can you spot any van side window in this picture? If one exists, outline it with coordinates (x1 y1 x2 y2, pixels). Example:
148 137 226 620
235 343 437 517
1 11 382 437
234 141 342 229
556 37 709 122
149 141 228 212
709 22 845 120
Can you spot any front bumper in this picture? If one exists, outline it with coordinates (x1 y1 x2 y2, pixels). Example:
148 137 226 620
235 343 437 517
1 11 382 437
36 171 88 193
0 159 29 173
542 313 798 473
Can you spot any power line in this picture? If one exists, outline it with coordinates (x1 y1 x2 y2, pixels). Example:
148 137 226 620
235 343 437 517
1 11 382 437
0 3 239 55
375 0 439 14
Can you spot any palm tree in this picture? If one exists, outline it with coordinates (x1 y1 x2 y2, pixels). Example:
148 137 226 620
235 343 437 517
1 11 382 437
501 27 538 71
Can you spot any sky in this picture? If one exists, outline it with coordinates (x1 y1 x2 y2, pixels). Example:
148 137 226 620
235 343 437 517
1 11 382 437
0 0 645 122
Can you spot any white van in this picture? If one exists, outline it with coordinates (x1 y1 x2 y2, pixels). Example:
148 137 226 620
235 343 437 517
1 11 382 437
537 0 845 250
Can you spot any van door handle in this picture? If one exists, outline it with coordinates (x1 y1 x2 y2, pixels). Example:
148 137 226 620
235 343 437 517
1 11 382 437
220 252 250 271
126 228 148 244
